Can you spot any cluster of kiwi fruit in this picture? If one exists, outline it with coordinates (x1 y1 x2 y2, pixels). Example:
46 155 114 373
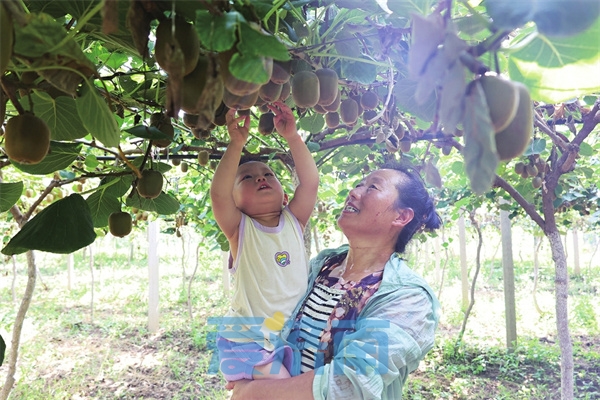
478 74 534 162
514 155 547 189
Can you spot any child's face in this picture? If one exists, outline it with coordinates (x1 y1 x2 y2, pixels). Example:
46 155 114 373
233 161 286 216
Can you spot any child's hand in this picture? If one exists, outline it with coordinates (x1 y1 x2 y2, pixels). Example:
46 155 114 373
226 109 250 145
267 102 298 141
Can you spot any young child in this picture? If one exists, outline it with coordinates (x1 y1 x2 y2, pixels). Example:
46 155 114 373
210 102 319 382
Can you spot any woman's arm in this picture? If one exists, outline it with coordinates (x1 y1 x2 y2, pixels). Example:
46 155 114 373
229 370 315 400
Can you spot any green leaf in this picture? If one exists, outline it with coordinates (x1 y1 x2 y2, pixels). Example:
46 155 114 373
195 10 238 52
393 78 436 122
25 92 88 141
334 29 362 59
341 59 378 85
298 113 325 134
11 142 82 175
523 138 547 156
579 142 594 157
533 0 600 38
125 125 170 140
0 182 24 213
508 19 600 102
485 0 535 31
85 175 134 228
76 81 121 147
238 23 290 61
86 190 121 228
462 82 499 195
229 52 272 85
125 191 180 215
1 194 96 255
385 0 434 16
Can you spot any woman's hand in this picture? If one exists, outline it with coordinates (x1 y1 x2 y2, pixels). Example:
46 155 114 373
267 102 298 141
226 108 250 145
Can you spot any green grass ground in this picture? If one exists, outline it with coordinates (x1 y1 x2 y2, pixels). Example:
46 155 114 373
1 231 599 399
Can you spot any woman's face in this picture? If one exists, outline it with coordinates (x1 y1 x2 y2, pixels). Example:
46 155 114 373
338 169 412 236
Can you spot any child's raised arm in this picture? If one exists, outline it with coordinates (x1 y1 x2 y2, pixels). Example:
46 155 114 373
209 109 250 240
268 102 319 228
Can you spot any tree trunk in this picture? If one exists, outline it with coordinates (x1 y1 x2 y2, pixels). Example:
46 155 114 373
11 256 17 304
0 251 37 400
457 215 469 311
500 201 517 351
547 229 574 399
572 229 580 276
532 235 543 314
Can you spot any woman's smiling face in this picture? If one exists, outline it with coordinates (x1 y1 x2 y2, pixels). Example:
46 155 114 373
338 169 412 237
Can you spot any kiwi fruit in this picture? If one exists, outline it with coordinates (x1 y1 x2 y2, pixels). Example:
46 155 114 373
154 16 200 76
323 89 341 112
258 80 283 103
495 83 533 161
220 50 273 96
315 68 339 106
325 112 340 129
222 87 260 110
514 162 526 175
258 112 275 135
532 176 543 189
279 81 291 102
313 104 327 114
137 169 163 199
291 70 320 108
360 91 379 110
1 4 14 75
4 113 51 164
339 98 359 125
109 211 133 237
198 150 210 166
171 158 181 166
349 93 364 117
363 109 377 122
479 75 520 133
441 145 452 155
271 60 292 84
395 124 405 140
525 164 538 177
183 113 199 129
181 55 209 114
150 112 174 148
399 141 412 153
213 102 229 126
180 161 189 173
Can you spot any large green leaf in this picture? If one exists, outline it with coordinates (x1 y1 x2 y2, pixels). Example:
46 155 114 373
1 194 96 255
25 92 88 141
125 125 170 141
485 0 534 31
508 19 600 102
76 82 121 147
384 0 435 16
125 191 181 215
341 59 378 85
0 182 24 213
195 10 239 52
462 82 499 195
238 23 291 61
298 113 325 134
393 78 436 122
532 0 600 38
86 190 121 228
85 175 134 227
10 142 82 175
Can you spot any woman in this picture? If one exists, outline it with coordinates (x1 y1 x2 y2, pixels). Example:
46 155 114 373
228 162 442 399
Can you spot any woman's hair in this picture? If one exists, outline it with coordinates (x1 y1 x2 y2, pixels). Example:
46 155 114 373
381 161 442 253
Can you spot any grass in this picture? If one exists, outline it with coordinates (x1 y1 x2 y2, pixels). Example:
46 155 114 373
1 230 599 399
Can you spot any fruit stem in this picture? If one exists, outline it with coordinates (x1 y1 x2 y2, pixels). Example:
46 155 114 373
0 76 27 115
